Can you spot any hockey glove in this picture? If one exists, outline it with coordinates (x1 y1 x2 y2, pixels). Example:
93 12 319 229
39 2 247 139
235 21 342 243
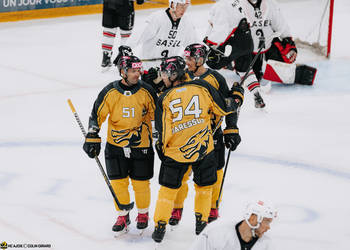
113 45 133 66
223 127 241 151
230 82 245 107
136 0 144 4
83 132 101 158
274 37 297 63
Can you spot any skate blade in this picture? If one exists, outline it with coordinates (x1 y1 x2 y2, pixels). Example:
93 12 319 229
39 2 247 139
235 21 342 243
154 242 162 250
114 227 129 238
138 229 145 235
170 225 179 231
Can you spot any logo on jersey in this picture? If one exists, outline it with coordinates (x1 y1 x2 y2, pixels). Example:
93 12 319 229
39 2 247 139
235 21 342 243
179 126 210 160
111 122 151 147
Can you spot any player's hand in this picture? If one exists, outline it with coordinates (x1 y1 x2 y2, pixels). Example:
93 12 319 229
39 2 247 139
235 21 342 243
230 82 244 107
286 50 297 63
83 132 101 158
207 48 222 64
223 127 241 151
144 67 161 83
118 45 133 56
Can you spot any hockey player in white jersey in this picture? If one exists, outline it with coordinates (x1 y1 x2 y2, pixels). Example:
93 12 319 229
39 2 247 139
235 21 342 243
241 0 317 86
190 200 277 250
203 0 268 108
127 0 198 69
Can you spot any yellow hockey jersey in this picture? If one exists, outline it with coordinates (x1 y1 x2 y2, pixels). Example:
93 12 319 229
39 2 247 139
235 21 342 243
89 80 157 149
185 68 238 131
156 79 232 163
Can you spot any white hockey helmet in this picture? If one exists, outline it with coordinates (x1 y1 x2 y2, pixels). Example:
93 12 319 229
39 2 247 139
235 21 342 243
169 0 190 9
244 200 277 229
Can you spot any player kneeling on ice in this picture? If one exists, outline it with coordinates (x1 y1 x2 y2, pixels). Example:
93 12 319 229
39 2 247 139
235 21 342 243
151 56 244 243
83 52 157 234
190 200 277 250
239 0 317 87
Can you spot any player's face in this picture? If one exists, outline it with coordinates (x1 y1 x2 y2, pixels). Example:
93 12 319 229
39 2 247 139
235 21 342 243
255 218 272 238
185 56 197 71
161 72 172 88
126 68 141 85
174 3 189 18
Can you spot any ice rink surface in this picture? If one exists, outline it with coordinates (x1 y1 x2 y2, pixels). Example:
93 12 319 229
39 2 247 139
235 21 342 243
1 1 350 250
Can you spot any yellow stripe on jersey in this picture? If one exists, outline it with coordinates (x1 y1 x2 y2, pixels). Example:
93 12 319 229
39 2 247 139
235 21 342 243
85 138 101 143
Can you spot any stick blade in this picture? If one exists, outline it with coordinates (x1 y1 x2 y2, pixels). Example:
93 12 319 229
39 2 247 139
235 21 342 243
118 201 135 211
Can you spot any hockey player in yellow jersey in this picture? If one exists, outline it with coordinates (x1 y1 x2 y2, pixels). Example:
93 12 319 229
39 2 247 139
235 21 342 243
167 43 243 227
83 53 157 233
151 56 244 243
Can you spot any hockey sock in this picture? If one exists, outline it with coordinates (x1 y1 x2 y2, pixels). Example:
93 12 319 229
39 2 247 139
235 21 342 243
238 70 261 94
153 186 178 224
110 177 130 213
120 29 132 45
131 179 151 211
194 184 213 222
102 27 117 52
211 168 224 208
173 167 191 209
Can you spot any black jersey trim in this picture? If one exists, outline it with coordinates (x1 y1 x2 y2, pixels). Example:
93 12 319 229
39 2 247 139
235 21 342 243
165 8 181 29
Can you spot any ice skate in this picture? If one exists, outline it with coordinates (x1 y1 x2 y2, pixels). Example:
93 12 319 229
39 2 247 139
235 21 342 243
208 208 219 223
101 51 112 72
152 220 166 243
169 208 183 230
195 213 207 235
113 214 130 236
254 92 266 108
136 212 149 235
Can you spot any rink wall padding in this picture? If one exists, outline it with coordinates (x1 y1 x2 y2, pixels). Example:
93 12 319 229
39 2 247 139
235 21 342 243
0 0 213 22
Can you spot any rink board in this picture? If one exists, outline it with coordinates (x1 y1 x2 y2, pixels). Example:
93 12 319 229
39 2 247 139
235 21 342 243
0 0 213 22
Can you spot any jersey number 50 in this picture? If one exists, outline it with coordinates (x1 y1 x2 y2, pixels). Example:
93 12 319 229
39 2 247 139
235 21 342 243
169 96 202 123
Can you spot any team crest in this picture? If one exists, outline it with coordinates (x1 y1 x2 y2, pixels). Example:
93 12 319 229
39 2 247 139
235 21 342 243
111 122 151 147
180 126 210 160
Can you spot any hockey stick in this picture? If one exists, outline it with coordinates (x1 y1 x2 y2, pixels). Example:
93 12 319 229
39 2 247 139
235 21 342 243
67 99 134 211
216 149 231 209
141 57 167 62
238 32 282 86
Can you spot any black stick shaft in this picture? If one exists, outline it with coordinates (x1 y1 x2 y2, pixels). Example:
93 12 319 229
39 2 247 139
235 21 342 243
67 99 134 211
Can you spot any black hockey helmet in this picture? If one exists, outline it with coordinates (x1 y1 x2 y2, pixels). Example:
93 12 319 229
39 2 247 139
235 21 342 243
184 43 208 63
115 55 143 76
160 56 186 81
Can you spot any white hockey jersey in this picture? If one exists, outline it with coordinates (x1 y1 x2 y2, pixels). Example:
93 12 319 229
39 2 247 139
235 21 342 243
206 0 246 46
128 8 198 69
240 0 292 53
190 220 274 250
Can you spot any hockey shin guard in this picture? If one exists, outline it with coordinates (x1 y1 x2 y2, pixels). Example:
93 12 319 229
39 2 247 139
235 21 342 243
153 186 178 224
194 184 213 222
102 27 117 52
211 168 224 208
173 168 191 209
131 179 150 213
111 178 130 215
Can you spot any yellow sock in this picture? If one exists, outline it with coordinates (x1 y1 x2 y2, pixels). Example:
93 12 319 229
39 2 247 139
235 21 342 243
153 186 179 224
131 179 150 213
194 184 212 222
173 167 191 208
110 177 130 215
211 168 224 208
